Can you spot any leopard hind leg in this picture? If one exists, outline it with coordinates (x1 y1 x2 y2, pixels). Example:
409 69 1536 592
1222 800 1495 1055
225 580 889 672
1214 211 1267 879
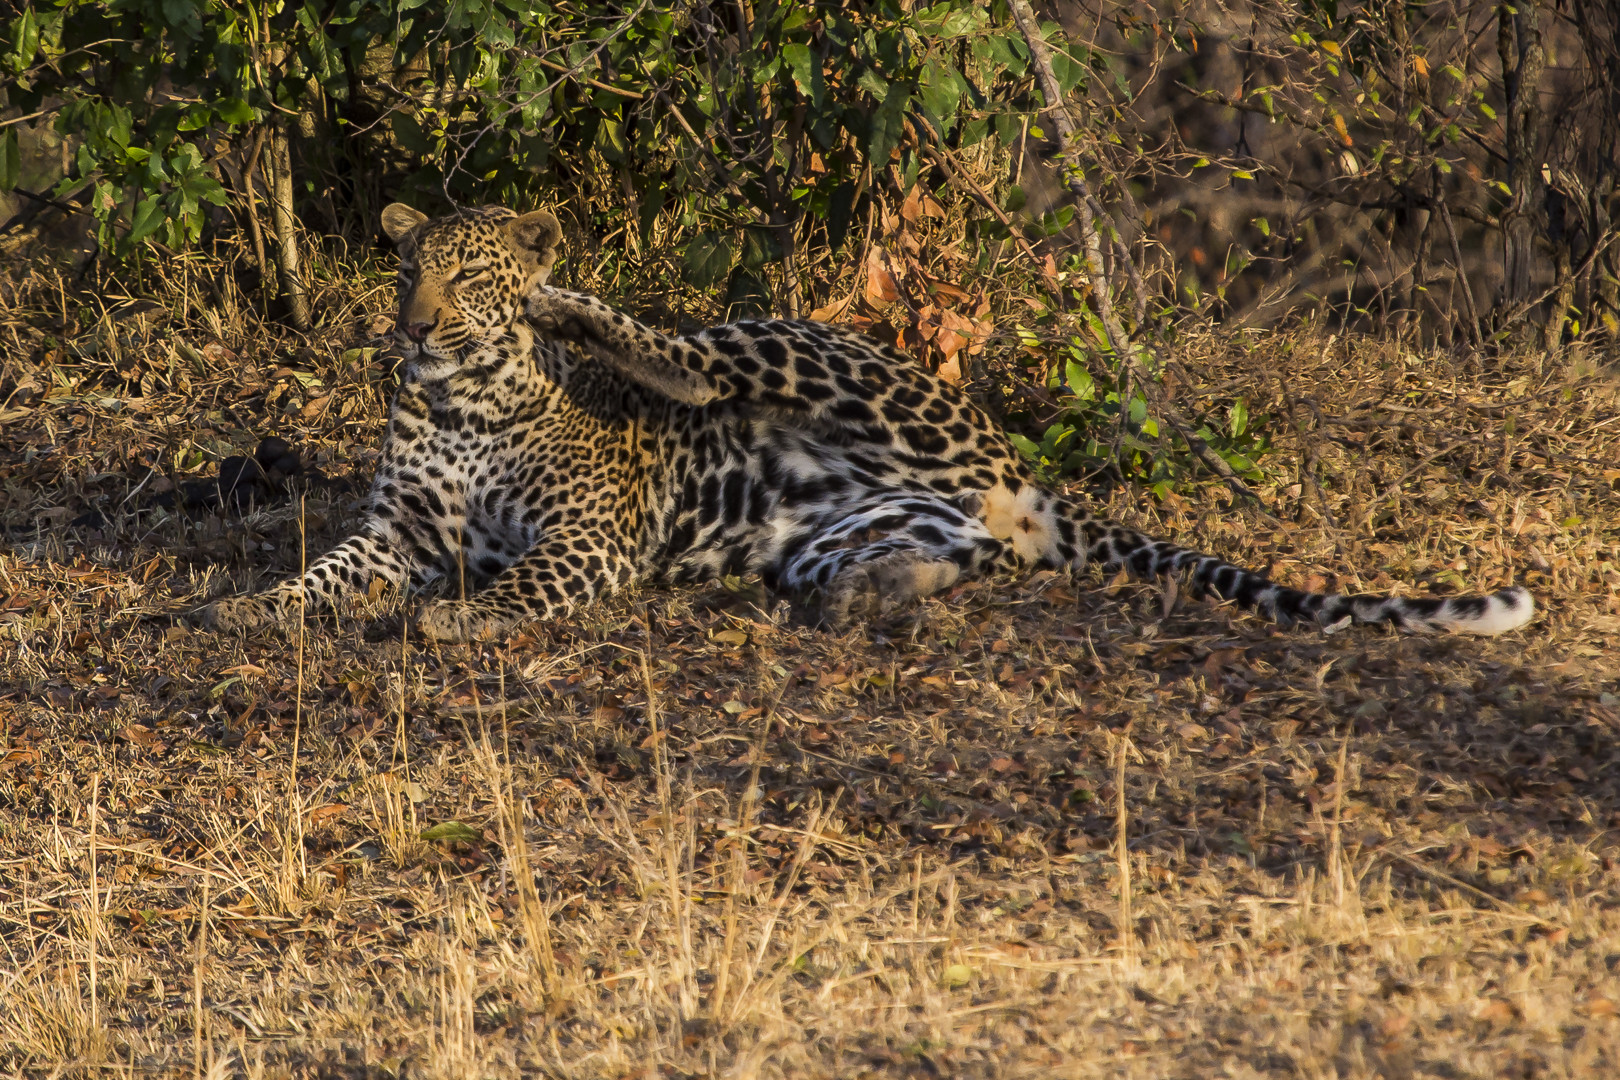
775 494 1007 628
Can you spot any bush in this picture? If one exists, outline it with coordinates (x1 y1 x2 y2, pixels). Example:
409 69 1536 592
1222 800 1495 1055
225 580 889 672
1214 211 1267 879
3 0 1612 489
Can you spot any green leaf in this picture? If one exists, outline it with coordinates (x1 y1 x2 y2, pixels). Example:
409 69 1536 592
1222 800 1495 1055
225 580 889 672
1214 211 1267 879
189 175 230 208
1007 432 1042 461
637 180 665 245
596 116 627 160
1064 358 1094 401
391 112 430 155
916 4 984 38
8 7 38 74
683 231 733 288
919 60 962 129
1229 399 1249 437
0 128 18 191
982 33 1028 76
126 197 167 245
782 42 816 100
868 81 910 167
724 268 772 313
1050 48 1085 94
740 227 781 270
420 821 483 844
215 97 254 126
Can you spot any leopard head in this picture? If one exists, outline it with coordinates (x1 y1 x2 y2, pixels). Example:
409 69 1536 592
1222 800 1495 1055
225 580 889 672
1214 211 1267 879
379 202 562 367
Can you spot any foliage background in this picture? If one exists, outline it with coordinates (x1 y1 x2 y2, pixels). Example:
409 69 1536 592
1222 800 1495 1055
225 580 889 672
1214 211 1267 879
4 0 1616 488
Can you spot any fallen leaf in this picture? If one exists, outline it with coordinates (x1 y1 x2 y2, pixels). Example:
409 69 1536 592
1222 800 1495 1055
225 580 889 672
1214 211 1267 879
864 246 901 307
900 185 923 223
809 291 855 323
308 803 347 825
420 821 482 844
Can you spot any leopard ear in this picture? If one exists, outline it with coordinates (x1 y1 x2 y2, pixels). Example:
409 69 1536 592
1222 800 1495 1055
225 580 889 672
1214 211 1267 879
380 203 429 248
505 210 563 282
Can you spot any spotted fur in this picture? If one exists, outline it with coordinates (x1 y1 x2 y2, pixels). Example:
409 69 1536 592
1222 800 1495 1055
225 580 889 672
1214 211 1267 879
200 204 1535 642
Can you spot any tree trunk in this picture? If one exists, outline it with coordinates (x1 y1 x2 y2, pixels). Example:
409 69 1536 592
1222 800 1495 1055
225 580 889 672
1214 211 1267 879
1594 178 1620 343
1498 1 1545 323
264 121 311 331
240 126 268 276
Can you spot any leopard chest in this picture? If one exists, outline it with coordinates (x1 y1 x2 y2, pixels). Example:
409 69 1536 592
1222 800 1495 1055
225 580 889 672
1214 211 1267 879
386 374 624 541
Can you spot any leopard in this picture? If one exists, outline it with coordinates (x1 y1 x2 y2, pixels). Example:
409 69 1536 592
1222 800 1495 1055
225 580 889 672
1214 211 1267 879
200 201 1534 643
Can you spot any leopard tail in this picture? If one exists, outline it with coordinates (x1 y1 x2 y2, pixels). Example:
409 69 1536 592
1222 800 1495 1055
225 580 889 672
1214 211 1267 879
974 480 1534 635
1083 521 1533 634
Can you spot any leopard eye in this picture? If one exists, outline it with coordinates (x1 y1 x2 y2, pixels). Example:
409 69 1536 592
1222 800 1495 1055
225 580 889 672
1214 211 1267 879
454 263 490 282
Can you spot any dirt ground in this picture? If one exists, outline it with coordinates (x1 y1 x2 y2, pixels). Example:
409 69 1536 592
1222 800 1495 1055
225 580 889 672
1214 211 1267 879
1 270 1618 1078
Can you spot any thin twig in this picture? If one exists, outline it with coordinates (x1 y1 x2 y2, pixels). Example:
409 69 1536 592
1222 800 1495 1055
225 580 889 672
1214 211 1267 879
1007 0 1266 508
1439 198 1485 348
907 118 1060 303
88 772 100 1036
1329 732 1349 908
1383 850 1557 927
1114 731 1135 972
193 881 210 1080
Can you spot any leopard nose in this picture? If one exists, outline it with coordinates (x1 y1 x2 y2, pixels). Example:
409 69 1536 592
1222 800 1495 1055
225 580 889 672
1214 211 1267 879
402 320 434 343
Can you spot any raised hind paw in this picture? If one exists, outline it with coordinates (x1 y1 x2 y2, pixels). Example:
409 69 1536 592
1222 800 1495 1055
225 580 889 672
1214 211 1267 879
416 600 514 643
524 287 603 345
197 595 280 634
821 554 961 629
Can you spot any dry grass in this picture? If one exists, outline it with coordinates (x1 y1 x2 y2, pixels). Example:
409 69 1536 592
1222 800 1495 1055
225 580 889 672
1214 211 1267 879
1 259 1619 1079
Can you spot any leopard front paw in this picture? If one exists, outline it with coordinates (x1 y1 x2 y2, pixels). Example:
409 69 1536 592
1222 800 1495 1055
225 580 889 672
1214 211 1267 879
416 600 513 644
198 595 278 634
